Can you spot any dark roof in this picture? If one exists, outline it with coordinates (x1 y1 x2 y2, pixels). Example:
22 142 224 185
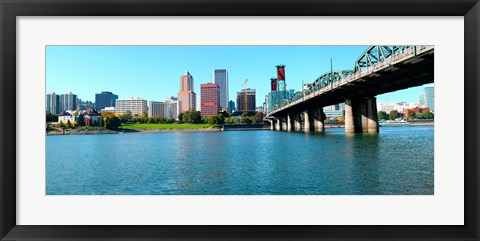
83 107 100 116
59 112 71 116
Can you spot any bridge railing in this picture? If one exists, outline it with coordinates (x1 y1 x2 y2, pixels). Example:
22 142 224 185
268 45 434 115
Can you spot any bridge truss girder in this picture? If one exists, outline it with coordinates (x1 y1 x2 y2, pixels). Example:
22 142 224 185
354 46 409 72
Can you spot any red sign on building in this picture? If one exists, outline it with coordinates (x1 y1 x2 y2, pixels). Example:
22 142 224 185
276 65 285 81
271 79 277 91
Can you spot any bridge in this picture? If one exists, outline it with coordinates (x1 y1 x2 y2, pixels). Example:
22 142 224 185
266 45 434 133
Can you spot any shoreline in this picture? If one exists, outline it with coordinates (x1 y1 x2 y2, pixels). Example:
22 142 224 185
47 127 222 135
46 123 434 135
122 127 221 133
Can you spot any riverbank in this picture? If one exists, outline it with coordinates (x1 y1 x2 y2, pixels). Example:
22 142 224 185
47 127 119 135
123 127 221 133
47 124 221 135
222 123 270 131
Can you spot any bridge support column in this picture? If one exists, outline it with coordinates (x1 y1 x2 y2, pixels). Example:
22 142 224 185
345 97 379 133
276 118 282 131
367 97 379 133
345 98 355 133
270 120 275 130
360 99 369 133
294 113 302 131
304 110 313 132
287 114 293 132
313 108 325 132
282 116 287 130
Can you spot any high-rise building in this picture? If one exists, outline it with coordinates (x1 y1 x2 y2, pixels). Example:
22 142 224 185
323 103 345 112
228 100 236 113
115 98 148 116
419 93 426 106
213 69 228 111
95 91 118 111
46 92 60 114
200 83 220 117
236 88 256 111
424 86 434 111
58 92 78 112
266 89 295 113
77 98 94 111
178 70 197 113
148 100 178 119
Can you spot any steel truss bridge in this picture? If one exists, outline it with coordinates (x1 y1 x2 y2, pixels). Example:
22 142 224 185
266 45 434 133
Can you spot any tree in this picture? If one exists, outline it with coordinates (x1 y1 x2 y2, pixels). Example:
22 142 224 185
422 110 434 119
141 112 149 123
77 114 85 126
336 116 345 122
407 111 416 119
104 116 121 130
66 120 72 129
378 111 388 120
57 121 65 128
389 110 399 120
191 111 202 124
217 114 225 124
253 112 264 123
46 112 58 122
178 113 183 123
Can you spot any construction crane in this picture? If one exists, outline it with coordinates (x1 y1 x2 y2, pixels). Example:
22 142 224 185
243 79 248 88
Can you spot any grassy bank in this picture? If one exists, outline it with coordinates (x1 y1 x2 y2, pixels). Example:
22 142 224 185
121 123 213 129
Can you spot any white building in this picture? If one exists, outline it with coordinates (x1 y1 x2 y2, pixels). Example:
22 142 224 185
148 99 179 119
58 112 76 124
377 102 419 113
100 107 115 113
115 98 148 116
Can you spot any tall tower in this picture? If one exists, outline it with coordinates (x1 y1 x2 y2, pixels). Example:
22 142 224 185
46 92 59 114
275 65 286 106
213 69 228 111
95 91 118 111
424 86 434 111
276 65 286 92
178 70 197 114
200 83 220 117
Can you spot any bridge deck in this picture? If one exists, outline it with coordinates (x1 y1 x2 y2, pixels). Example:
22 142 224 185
268 46 434 117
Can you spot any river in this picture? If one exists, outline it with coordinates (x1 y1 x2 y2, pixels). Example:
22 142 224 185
46 126 434 195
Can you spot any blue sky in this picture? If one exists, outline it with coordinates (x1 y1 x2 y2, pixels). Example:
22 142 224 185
46 46 431 106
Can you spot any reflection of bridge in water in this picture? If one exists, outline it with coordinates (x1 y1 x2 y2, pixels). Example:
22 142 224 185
266 45 434 133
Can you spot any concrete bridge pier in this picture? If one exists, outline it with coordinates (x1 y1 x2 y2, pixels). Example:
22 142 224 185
281 116 288 130
304 110 313 132
367 97 379 133
269 120 275 130
276 118 282 131
345 98 356 133
287 114 294 131
345 97 379 133
313 108 325 132
294 113 302 131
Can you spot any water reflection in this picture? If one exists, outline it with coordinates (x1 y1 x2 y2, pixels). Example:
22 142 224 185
46 126 434 195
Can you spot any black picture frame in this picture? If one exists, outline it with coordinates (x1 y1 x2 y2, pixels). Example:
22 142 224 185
1 0 479 240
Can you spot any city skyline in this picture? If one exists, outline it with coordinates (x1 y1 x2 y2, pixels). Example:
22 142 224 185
46 46 432 106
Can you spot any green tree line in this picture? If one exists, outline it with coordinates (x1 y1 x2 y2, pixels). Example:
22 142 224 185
378 110 434 120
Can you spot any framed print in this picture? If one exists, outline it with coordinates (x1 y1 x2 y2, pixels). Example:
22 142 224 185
1 0 479 240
